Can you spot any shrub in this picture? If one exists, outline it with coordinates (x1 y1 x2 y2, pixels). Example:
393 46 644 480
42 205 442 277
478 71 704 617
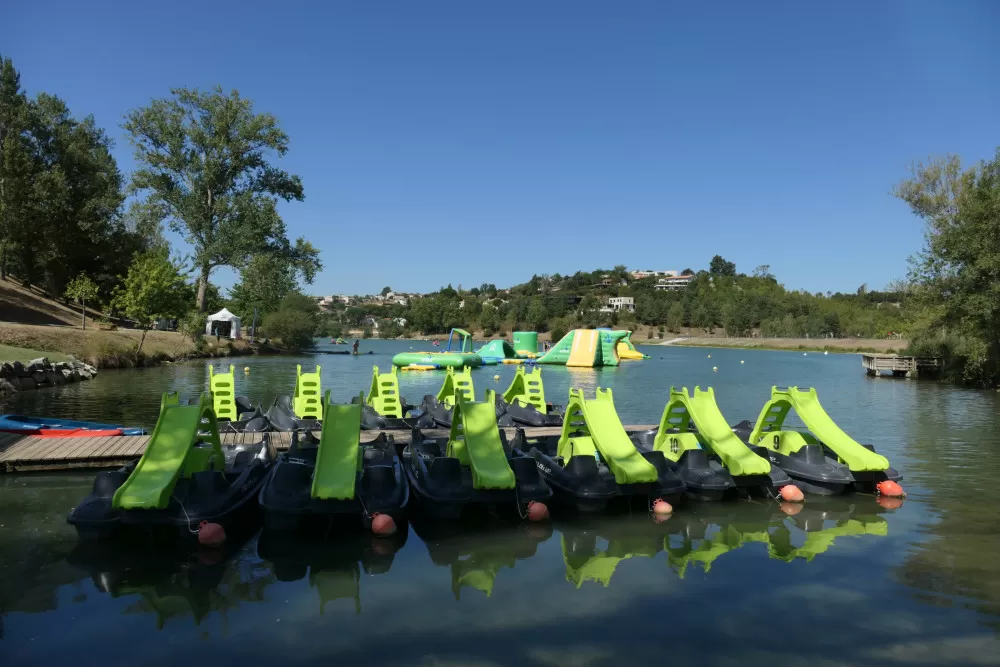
264 309 316 352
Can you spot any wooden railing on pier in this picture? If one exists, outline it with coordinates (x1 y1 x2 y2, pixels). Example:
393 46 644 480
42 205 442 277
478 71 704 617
0 425 655 473
861 353 940 378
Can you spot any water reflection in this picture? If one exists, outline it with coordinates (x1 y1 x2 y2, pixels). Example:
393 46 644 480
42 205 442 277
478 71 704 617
411 518 552 599
666 501 893 577
257 528 408 614
560 521 668 587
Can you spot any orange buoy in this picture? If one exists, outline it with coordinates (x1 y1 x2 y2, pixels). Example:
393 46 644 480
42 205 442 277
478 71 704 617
876 480 905 497
197 521 226 547
526 500 549 522
876 495 904 510
778 501 804 516
652 498 673 516
371 512 397 536
779 484 805 503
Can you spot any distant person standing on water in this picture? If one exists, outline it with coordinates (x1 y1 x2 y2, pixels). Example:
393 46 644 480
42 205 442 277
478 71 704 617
353 339 360 355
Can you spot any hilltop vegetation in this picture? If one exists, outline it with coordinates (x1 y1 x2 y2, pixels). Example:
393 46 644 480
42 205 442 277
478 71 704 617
317 260 913 345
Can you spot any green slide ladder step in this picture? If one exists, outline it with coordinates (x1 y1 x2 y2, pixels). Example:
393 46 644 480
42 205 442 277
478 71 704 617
446 390 515 490
558 388 658 484
208 365 238 421
662 386 771 476
294 364 323 420
312 392 362 500
367 365 403 418
502 366 547 414
748 386 890 472
112 393 224 510
437 365 475 409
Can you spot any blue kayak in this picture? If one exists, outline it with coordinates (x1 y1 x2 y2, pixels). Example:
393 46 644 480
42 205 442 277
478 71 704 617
0 414 147 436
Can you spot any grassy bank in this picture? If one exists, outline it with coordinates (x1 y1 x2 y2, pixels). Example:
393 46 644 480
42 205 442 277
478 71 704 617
656 336 905 354
0 323 250 368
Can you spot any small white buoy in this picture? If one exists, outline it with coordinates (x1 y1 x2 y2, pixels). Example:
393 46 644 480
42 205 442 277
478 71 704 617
824 351 828 355
740 360 744 365
803 353 807 356
712 366 718 372
244 366 250 374
493 374 500 381
707 354 712 358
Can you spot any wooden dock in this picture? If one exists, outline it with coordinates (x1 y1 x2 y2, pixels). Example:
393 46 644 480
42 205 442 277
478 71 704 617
861 353 940 378
0 425 655 473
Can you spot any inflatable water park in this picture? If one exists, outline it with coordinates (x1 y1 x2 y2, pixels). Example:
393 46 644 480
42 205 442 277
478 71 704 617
391 328 648 370
13 356 904 548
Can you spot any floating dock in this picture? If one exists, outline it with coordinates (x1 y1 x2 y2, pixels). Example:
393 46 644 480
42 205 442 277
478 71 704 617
861 353 940 378
0 425 656 473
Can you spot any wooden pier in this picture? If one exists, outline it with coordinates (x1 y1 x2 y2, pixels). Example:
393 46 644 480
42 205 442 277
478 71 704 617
0 425 655 473
861 353 940 378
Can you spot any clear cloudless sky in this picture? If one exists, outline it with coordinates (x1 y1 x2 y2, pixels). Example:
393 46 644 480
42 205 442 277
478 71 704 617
4 1 999 296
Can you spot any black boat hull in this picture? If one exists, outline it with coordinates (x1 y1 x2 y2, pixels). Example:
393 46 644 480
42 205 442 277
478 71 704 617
511 431 686 513
258 433 409 532
68 438 274 540
265 396 322 432
402 429 552 520
629 428 738 501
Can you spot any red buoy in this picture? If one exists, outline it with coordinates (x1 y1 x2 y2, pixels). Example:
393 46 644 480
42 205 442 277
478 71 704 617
371 512 397 536
197 521 226 547
876 480 905 498
779 501 804 516
876 495 904 510
652 498 673 516
526 501 549 522
779 485 805 503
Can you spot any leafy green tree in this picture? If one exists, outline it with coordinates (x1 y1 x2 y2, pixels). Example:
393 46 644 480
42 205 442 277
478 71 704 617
709 255 736 276
380 286 392 296
229 254 296 320
124 86 318 311
895 151 1000 384
0 56 35 281
65 274 100 329
526 298 548 331
665 302 684 332
480 304 501 335
112 248 189 354
262 291 318 352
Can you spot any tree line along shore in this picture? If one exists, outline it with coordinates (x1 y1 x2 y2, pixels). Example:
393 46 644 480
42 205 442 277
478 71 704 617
0 54 995 384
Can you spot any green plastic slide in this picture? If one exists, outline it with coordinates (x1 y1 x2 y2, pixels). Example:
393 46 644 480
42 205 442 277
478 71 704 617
749 386 890 472
662 387 771 477
502 366 547 413
557 388 658 484
208 365 237 421
112 393 223 510
437 365 475 408
446 390 515 490
311 393 362 500
293 365 323 420
366 365 402 418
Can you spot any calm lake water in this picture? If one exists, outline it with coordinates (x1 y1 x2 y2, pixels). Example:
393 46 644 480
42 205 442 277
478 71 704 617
1 339 999 665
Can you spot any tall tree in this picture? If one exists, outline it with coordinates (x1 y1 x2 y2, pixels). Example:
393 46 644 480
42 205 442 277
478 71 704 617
123 86 312 311
65 274 100 330
0 56 35 281
112 248 189 355
709 255 736 276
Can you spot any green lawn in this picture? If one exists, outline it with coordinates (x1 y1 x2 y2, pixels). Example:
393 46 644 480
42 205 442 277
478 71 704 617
0 343 72 364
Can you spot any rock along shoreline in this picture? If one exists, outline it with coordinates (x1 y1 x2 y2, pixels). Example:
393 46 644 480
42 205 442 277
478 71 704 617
0 357 99 399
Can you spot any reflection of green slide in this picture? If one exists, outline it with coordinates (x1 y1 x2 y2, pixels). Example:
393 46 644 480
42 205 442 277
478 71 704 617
311 393 361 501
750 387 890 472
452 552 516 598
769 515 888 563
446 390 515 490
558 388 657 484
663 387 770 476
562 528 661 587
667 524 770 578
112 393 223 510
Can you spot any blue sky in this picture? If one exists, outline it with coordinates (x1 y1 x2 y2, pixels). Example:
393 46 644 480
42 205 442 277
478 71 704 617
4 1 998 296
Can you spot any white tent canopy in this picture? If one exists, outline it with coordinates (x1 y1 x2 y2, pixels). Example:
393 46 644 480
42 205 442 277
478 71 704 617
205 308 241 339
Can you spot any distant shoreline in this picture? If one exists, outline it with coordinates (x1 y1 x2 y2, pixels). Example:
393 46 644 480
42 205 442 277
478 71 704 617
645 336 905 355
